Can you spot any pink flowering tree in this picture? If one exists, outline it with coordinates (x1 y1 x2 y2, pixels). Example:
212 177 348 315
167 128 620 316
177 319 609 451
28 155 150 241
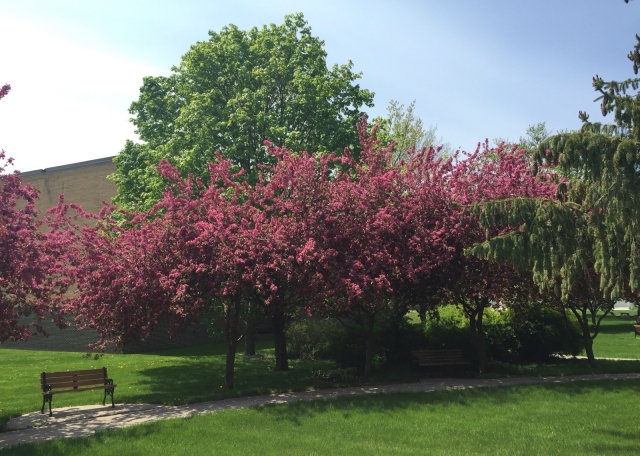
0 84 72 342
444 141 558 372
64 157 267 389
247 147 344 372
253 120 457 378
62 113 557 381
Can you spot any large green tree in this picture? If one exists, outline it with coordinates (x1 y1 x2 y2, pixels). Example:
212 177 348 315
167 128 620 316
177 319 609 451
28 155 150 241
468 11 640 366
112 13 374 211
373 99 451 165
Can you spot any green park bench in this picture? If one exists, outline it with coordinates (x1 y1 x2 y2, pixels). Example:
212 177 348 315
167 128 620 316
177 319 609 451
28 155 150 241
410 349 471 380
41 367 116 417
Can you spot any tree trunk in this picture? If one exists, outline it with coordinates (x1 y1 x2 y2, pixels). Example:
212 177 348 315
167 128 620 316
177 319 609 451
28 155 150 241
468 299 488 374
225 337 239 390
244 298 258 356
418 304 427 324
572 306 597 369
578 315 597 368
583 335 597 368
223 299 241 389
363 314 376 379
272 313 289 371
244 324 256 356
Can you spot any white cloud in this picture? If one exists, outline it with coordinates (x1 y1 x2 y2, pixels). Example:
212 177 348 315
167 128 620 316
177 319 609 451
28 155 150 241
0 14 164 172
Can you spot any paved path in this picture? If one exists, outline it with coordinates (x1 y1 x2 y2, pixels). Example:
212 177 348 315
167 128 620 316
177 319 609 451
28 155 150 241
2 373 640 451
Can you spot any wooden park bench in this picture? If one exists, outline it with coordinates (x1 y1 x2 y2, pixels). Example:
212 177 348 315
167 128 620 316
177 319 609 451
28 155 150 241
410 349 471 380
633 325 640 339
41 368 116 417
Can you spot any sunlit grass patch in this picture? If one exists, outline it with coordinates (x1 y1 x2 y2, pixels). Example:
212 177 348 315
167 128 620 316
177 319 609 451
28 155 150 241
6 379 640 455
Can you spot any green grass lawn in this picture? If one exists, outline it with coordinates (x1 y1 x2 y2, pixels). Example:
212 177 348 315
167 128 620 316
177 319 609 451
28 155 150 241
5 379 640 455
591 311 640 359
2 313 640 441
0 341 343 430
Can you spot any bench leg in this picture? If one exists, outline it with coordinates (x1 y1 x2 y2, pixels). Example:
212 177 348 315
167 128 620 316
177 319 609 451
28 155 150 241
103 382 115 408
41 393 53 417
40 394 53 416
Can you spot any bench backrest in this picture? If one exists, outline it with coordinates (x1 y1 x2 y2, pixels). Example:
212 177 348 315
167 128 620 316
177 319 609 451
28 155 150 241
411 349 466 362
41 368 108 391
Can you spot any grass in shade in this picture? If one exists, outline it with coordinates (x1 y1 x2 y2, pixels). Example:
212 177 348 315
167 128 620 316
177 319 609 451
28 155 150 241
0 341 340 430
591 312 640 359
1 312 639 432
5 379 640 455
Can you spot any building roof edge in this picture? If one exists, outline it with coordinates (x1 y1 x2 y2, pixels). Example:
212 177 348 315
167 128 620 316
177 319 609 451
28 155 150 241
20 156 116 178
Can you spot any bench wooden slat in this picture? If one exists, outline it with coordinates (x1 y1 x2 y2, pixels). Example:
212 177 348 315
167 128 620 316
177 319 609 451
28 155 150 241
411 354 468 360
45 378 112 389
43 371 106 380
42 372 106 382
411 349 464 354
41 384 118 395
410 349 471 379
414 361 471 366
43 369 107 378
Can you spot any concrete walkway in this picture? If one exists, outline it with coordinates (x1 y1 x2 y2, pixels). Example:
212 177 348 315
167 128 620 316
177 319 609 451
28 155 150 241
2 372 640 451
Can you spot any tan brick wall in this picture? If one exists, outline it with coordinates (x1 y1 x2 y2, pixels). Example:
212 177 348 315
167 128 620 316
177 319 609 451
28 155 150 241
21 157 117 216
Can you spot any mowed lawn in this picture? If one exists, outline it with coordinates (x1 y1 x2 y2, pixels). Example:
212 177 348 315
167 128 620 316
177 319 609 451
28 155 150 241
591 312 640 359
5 379 640 456
2 313 640 453
2 313 640 430
0 341 341 430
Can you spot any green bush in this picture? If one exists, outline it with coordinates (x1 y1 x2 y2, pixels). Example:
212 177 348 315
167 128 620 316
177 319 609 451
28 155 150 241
324 313 429 375
423 305 473 351
286 318 339 361
308 367 357 383
508 307 583 362
289 304 583 373
423 305 583 364
323 325 365 371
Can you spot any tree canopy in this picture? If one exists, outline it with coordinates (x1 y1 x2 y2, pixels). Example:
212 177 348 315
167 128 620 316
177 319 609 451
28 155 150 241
0 84 71 342
111 13 374 211
63 118 555 381
372 99 451 164
468 6 640 366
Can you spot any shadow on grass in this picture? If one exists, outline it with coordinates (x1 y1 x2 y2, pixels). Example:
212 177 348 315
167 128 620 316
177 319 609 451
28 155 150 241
131 341 272 357
4 378 640 455
486 357 640 377
3 421 166 456
590 429 640 455
117 353 340 406
597 317 638 335
114 351 640 407
250 378 640 426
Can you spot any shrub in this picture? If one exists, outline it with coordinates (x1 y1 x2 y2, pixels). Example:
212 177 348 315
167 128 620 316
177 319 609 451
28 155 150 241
286 318 339 361
484 310 520 363
424 305 583 364
509 307 583 362
308 367 357 383
324 313 429 375
422 306 475 360
293 304 582 374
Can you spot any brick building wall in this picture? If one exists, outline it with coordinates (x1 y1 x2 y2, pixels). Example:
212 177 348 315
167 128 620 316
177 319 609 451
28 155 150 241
20 156 118 217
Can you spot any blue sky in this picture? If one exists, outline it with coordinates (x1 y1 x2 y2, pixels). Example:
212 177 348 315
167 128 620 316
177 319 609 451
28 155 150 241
0 0 638 172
